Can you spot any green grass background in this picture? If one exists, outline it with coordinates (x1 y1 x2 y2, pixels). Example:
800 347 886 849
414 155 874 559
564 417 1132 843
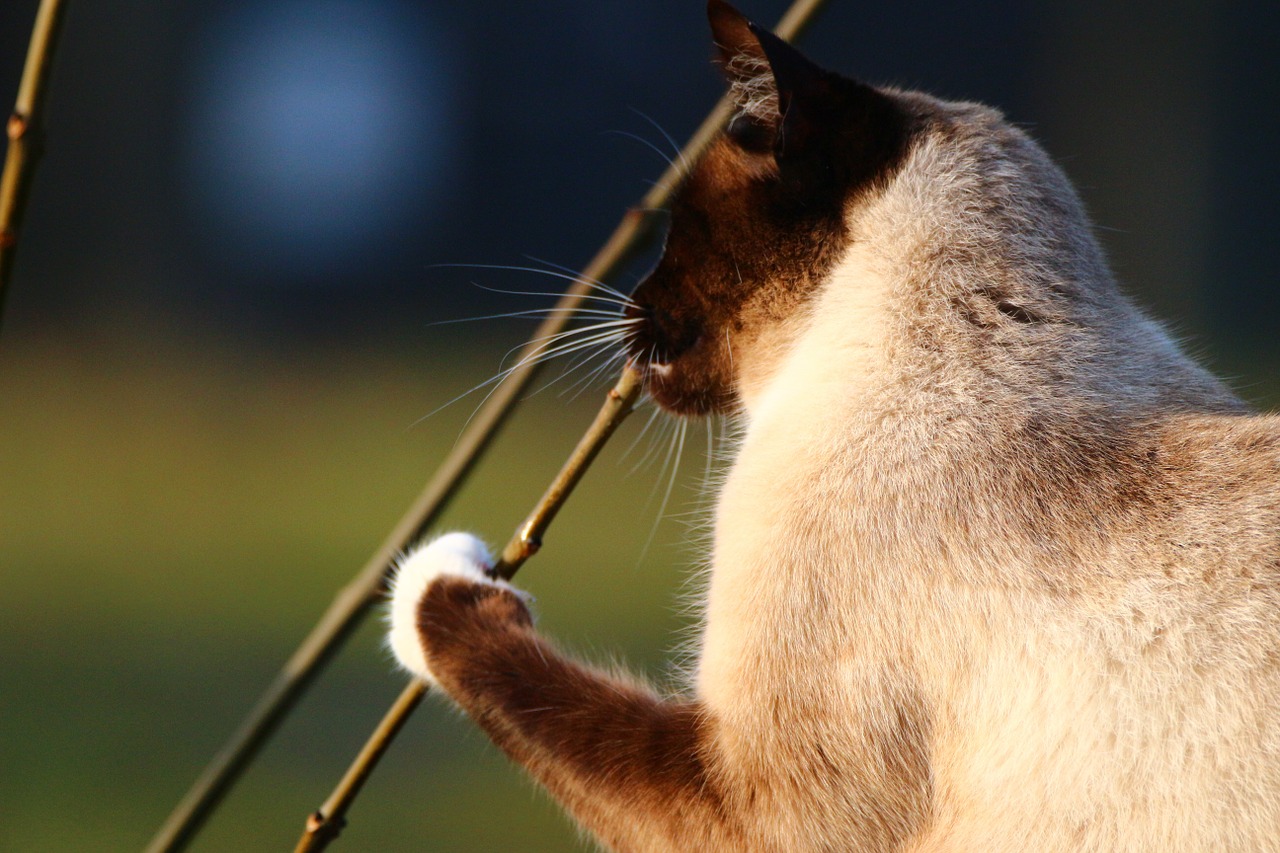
0 327 712 851
4 320 1278 852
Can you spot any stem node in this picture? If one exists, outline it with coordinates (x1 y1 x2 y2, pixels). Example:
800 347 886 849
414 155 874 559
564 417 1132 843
518 525 542 556
7 113 28 141
0 0 68 322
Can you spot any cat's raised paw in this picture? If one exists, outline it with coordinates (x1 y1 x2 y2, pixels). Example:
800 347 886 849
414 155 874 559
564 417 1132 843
387 532 502 683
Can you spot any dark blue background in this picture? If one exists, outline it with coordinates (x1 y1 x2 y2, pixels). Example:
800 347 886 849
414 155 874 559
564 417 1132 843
1 0 1277 375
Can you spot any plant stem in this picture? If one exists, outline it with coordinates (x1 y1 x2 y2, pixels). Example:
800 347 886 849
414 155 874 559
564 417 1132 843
294 366 644 853
146 209 647 853
291 3 832 849
147 1 829 849
0 0 69 331
297 676 427 853
494 366 647 577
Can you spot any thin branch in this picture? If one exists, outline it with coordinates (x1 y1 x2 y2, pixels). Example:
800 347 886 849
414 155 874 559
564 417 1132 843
297 675 427 853
295 366 644 853
495 366 646 578
0 0 69 329
292 3 833 849
144 167 651 853
146 1 830 849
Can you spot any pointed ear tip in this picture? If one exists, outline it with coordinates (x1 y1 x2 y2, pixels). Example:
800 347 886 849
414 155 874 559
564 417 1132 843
746 19 778 44
707 0 745 25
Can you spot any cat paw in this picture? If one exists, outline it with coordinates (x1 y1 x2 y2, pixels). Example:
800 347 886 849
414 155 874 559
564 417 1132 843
387 532 501 684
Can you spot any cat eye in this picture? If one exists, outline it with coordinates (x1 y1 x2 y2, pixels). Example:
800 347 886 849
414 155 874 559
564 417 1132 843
725 113 775 154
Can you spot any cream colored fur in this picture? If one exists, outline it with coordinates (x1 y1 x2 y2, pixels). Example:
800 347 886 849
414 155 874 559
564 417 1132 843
698 94 1280 850
726 51 779 125
388 45 1280 847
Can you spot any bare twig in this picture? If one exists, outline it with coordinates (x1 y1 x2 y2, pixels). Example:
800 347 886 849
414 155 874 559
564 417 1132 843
147 2 830 850
292 3 832 848
295 366 644 853
0 0 69 329
297 675 427 853
144 156 654 853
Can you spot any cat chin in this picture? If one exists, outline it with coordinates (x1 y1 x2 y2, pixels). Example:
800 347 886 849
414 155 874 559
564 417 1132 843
386 532 498 684
647 382 721 417
641 361 737 418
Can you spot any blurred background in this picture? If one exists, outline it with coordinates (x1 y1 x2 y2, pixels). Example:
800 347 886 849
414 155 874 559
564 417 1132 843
1 1 1277 850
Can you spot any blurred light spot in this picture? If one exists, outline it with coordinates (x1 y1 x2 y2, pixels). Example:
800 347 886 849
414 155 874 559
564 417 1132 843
184 0 459 280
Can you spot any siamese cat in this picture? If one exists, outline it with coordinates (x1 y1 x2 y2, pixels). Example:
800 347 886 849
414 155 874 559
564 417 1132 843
388 2 1280 849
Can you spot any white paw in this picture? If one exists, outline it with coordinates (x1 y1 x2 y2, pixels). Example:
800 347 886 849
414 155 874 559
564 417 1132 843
387 532 497 683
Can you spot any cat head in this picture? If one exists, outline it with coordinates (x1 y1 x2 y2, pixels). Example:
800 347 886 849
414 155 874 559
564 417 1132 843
626 0 912 416
626 1 1152 419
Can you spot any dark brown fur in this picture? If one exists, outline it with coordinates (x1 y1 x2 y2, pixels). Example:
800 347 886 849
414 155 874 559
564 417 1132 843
627 5 912 416
416 577 748 850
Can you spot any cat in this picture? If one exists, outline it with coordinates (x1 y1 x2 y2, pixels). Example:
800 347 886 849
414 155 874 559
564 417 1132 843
387 1 1280 849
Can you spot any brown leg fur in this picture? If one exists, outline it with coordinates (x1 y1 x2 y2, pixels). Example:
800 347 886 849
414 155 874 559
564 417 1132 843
417 576 745 850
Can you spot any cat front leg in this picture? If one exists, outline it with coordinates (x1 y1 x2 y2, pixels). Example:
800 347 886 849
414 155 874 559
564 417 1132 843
387 532 510 679
387 533 744 852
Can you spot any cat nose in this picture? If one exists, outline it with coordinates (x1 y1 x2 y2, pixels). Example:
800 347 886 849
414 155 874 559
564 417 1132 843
626 302 700 364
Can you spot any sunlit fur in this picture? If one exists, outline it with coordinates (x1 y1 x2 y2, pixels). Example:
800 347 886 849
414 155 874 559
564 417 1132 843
702 96 1280 850
389 3 1280 850
387 532 498 684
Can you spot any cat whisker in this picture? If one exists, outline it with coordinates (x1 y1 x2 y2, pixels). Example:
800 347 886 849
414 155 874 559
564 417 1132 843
630 404 679 481
511 318 642 358
644 418 680 476
558 347 632 402
628 107 691 175
622 406 667 474
412 322 639 428
427 306 629 328
529 337 632 401
431 262 639 309
521 255 638 305
603 129 678 170
444 329 634 434
511 327 637 371
497 316 637 353
637 418 689 566
463 280 637 311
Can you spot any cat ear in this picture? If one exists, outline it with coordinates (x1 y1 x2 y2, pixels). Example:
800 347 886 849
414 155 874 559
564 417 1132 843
708 1 909 189
708 0 780 150
708 0 832 157
749 22 838 155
